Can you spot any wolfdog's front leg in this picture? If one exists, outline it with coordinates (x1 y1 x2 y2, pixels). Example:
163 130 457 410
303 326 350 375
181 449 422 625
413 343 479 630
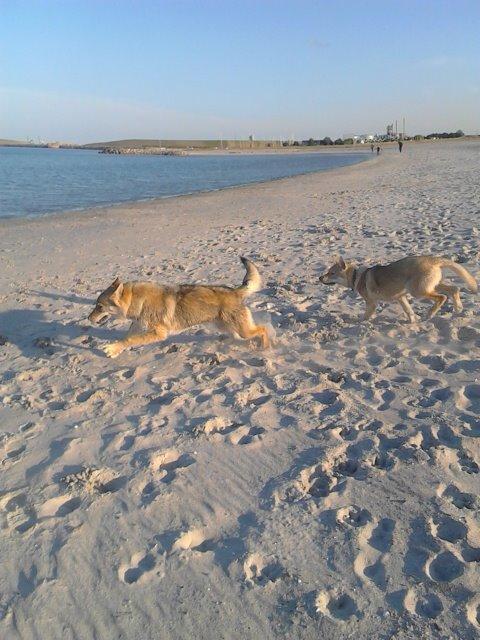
362 301 377 321
103 325 168 358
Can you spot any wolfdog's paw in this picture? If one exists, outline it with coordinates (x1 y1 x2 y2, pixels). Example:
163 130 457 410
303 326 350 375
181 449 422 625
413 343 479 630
103 342 125 358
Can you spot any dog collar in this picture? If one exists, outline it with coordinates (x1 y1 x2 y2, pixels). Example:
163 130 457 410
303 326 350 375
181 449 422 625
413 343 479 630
351 268 358 291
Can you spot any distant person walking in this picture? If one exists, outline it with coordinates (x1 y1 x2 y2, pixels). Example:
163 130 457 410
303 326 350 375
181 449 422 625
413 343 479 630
398 140 403 153
376 145 381 155
370 143 374 153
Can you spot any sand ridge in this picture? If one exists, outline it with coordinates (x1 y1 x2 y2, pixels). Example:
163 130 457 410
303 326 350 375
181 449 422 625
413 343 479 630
0 141 479 639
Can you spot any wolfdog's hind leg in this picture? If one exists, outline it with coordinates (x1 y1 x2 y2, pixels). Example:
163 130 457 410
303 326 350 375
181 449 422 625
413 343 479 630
425 292 447 319
436 282 462 312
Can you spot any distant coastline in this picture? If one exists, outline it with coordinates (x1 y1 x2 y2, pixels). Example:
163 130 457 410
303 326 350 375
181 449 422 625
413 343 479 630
1 134 479 156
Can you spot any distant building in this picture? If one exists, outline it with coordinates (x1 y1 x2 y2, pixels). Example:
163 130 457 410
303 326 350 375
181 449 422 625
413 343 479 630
348 133 375 144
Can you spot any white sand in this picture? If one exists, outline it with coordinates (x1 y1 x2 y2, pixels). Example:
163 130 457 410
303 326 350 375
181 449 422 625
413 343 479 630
1 140 479 640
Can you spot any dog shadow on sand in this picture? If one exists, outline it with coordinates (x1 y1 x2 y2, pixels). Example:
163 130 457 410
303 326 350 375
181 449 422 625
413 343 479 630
0 294 125 360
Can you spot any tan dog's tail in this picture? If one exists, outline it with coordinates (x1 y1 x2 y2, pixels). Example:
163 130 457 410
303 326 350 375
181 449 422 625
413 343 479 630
441 259 478 293
237 257 261 297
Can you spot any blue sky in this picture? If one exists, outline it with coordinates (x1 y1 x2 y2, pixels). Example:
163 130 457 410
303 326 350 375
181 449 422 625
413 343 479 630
1 1 479 142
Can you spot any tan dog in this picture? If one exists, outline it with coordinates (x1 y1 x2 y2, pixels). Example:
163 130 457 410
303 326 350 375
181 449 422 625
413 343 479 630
320 255 477 322
88 257 270 358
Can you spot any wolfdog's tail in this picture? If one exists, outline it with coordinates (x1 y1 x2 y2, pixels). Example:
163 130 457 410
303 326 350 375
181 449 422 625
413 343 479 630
441 259 478 293
237 257 262 297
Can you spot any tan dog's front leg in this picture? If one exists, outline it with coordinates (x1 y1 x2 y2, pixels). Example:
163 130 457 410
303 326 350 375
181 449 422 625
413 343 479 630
103 325 168 358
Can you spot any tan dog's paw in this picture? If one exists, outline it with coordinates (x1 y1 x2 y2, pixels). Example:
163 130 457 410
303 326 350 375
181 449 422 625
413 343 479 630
103 342 125 358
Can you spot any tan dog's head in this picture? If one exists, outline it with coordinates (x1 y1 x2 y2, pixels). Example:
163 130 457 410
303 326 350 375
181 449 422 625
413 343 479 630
319 256 349 286
88 278 124 324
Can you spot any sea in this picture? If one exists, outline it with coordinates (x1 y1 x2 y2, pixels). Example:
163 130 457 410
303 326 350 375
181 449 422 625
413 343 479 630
0 146 368 219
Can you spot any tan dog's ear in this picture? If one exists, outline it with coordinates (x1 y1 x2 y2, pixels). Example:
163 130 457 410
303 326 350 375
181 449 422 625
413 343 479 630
110 278 123 300
337 256 346 269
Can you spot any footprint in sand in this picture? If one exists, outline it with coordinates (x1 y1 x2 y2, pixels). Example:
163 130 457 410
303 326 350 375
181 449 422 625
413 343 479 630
335 505 372 528
243 553 283 587
4 437 27 460
441 484 477 510
294 445 369 503
234 382 270 409
354 517 395 591
38 495 81 518
62 466 125 495
0 492 37 534
419 354 446 372
192 416 238 439
416 593 444 619
315 589 360 622
457 450 479 475
18 421 40 441
466 595 480 630
229 425 265 446
76 388 108 404
425 550 465 583
119 552 156 584
457 326 480 344
457 384 480 414
150 449 195 483
399 588 444 619
299 459 349 499
377 388 396 412
430 514 468 543
173 528 209 552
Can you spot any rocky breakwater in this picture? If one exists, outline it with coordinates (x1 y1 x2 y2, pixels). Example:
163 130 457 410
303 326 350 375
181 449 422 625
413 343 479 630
99 147 188 156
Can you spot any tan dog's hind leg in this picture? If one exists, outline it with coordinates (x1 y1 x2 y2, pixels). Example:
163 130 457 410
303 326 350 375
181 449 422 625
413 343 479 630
425 292 447 319
226 308 270 349
103 325 168 358
436 282 462 312
398 296 416 323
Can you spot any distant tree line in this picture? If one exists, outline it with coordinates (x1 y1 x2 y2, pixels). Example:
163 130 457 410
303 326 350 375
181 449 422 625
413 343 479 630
424 130 464 139
283 137 346 147
282 129 465 147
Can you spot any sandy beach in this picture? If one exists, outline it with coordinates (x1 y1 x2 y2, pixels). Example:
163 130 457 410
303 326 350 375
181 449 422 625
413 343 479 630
1 140 479 639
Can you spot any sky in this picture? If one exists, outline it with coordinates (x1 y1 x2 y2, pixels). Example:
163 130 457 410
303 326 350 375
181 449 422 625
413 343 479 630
1 0 479 142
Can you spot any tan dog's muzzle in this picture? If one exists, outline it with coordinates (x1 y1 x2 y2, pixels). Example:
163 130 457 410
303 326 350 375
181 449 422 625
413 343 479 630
88 306 109 324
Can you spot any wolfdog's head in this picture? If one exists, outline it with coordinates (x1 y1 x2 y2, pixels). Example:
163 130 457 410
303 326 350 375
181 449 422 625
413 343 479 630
319 256 349 286
88 278 124 324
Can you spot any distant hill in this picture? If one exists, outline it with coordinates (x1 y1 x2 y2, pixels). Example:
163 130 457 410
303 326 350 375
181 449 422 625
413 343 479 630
0 139 33 146
82 139 281 150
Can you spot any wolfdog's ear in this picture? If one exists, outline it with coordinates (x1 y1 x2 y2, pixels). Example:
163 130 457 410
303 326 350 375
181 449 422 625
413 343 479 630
337 256 346 269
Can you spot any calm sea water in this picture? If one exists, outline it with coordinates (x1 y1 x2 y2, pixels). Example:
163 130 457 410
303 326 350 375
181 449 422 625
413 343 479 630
0 146 368 219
